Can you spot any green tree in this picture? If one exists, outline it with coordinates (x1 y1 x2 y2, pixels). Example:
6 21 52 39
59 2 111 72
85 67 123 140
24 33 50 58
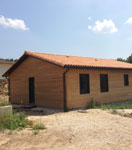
126 54 132 63
117 58 126 62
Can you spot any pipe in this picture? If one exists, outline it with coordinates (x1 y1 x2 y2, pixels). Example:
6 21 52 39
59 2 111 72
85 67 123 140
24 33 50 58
63 69 70 112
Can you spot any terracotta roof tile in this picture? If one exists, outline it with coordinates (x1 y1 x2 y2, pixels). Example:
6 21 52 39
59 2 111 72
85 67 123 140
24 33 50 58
25 51 132 69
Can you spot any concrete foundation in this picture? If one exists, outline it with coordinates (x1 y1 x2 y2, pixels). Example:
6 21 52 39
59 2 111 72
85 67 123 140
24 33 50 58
0 105 12 117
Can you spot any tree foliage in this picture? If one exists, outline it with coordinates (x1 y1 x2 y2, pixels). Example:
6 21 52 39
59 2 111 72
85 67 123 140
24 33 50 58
117 54 132 64
0 58 17 62
126 54 132 63
117 58 126 62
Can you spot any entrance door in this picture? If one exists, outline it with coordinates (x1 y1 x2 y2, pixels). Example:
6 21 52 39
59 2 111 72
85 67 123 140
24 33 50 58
29 77 35 104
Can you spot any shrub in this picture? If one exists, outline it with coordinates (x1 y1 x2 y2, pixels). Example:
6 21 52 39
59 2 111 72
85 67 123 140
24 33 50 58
0 112 32 131
0 112 47 135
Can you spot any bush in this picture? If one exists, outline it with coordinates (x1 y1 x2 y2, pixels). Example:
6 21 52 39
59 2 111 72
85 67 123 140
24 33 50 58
0 112 33 131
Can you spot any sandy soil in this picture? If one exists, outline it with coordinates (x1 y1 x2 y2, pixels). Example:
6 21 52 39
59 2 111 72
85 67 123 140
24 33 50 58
0 109 132 150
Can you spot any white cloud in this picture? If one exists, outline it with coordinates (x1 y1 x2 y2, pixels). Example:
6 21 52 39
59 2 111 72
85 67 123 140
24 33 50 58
88 25 92 29
0 15 29 30
125 17 132 24
128 37 132 40
88 19 118 34
88 16 91 20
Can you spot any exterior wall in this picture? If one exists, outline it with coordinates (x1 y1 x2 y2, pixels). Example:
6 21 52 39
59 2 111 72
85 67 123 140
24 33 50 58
66 69 132 109
9 56 65 108
0 64 12 80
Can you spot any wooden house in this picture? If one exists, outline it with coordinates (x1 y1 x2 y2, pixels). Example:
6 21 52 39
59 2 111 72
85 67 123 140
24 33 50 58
3 51 132 111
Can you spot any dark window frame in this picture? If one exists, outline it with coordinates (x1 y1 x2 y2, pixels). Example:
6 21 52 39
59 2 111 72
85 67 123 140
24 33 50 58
124 74 129 86
79 74 90 94
100 74 109 93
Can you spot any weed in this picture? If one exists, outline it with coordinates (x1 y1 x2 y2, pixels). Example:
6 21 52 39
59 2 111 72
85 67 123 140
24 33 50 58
88 100 95 109
32 129 39 135
0 112 32 131
32 123 46 135
0 112 47 135
88 99 101 109
32 123 46 130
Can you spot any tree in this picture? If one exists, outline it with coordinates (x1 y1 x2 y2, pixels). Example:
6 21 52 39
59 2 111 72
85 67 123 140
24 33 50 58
126 54 132 63
117 58 126 62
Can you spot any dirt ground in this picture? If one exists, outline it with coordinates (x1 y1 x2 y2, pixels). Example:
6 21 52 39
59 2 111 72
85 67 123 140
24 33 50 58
0 109 132 150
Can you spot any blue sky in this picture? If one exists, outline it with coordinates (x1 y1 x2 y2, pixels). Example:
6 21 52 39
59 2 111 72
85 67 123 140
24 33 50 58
0 0 132 59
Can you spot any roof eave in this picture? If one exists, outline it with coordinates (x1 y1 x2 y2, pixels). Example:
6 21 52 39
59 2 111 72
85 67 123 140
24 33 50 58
64 65 132 70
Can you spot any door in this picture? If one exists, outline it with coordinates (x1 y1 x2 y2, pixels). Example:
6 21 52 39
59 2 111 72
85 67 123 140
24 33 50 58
29 77 35 104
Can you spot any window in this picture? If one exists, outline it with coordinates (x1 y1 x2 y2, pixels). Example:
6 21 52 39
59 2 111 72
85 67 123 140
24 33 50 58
80 74 90 94
100 74 109 92
124 74 129 86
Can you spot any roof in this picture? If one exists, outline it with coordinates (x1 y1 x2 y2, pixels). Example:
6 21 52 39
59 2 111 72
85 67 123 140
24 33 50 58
3 51 132 77
0 59 14 64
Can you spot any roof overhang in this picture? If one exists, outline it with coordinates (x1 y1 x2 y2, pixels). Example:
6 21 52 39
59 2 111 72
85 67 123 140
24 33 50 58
64 65 132 70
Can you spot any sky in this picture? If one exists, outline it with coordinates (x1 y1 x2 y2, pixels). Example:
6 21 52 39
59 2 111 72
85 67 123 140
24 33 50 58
0 0 132 59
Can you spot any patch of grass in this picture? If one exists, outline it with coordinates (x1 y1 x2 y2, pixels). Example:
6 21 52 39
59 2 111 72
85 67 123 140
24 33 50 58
32 123 46 135
0 112 47 135
95 103 132 109
0 112 33 131
32 123 46 130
